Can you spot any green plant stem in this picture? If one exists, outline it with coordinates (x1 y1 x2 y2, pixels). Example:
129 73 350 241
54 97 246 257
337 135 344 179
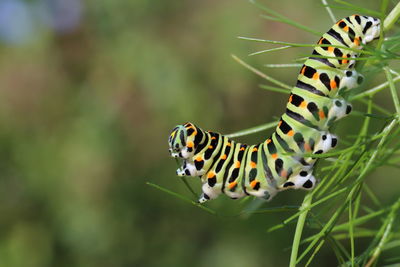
226 120 278 138
237 37 375 55
384 66 400 115
321 0 337 23
384 1 400 32
351 74 400 100
353 119 397 185
249 46 291 56
249 0 323 36
259 84 291 94
231 54 292 90
146 182 216 215
289 193 312 267
348 198 355 266
365 197 400 266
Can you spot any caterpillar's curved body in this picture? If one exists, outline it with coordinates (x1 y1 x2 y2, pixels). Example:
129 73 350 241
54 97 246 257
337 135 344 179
168 15 381 203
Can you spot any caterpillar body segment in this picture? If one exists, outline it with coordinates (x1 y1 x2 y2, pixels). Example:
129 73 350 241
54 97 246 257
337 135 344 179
168 15 381 203
287 89 352 130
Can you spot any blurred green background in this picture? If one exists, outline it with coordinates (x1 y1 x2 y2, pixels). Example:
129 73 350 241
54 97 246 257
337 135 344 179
0 0 398 266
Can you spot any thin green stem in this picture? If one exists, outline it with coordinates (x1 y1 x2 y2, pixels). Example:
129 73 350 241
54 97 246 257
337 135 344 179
383 1 400 32
289 193 313 267
365 197 400 266
226 120 277 138
249 46 291 56
146 182 216 215
350 74 400 101
237 36 375 55
259 84 291 94
384 66 400 115
348 198 355 266
231 54 292 90
264 63 303 68
321 0 337 23
249 0 323 36
333 0 382 17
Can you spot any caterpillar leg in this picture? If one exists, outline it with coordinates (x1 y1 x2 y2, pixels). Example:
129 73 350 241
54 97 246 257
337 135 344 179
328 98 352 125
340 70 364 90
176 159 207 177
198 182 223 203
313 132 338 155
281 169 317 191
362 17 381 43
198 193 210 203
247 186 278 201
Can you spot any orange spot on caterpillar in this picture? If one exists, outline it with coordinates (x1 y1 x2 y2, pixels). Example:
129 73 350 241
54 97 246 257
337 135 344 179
226 142 232 147
187 141 194 148
312 72 320 80
211 136 216 140
250 161 257 168
289 94 293 103
304 143 311 152
235 161 241 168
287 130 294 137
278 120 282 127
208 145 213 149
300 66 306 75
195 156 202 162
343 26 349 32
319 110 325 119
252 147 258 152
240 147 245 151
207 171 215 179
300 101 307 108
220 154 227 160
330 80 337 90
328 46 334 52
228 181 237 189
250 180 258 188
342 54 349 64
266 139 271 144
271 153 278 159
354 37 360 46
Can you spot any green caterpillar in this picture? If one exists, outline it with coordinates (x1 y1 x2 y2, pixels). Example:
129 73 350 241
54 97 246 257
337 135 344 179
168 15 381 203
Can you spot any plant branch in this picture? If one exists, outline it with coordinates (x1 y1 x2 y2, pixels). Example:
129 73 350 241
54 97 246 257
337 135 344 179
384 1 400 32
289 193 313 267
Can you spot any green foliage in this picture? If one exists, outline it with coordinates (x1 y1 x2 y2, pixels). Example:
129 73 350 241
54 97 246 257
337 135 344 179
0 0 399 266
155 1 400 266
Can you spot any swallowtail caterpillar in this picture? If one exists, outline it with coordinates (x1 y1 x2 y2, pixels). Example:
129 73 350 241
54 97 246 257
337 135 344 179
168 15 381 203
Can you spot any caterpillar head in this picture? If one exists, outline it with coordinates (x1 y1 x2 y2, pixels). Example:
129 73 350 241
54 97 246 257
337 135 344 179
168 122 199 159
168 125 188 158
360 16 381 44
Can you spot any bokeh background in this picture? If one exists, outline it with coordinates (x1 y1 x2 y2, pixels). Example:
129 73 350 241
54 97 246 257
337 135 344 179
0 0 398 266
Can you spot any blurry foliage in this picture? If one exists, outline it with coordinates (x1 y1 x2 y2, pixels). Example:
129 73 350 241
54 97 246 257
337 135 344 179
0 0 398 266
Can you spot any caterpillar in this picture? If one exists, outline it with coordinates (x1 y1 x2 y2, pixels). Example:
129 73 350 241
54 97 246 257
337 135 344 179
168 15 381 203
